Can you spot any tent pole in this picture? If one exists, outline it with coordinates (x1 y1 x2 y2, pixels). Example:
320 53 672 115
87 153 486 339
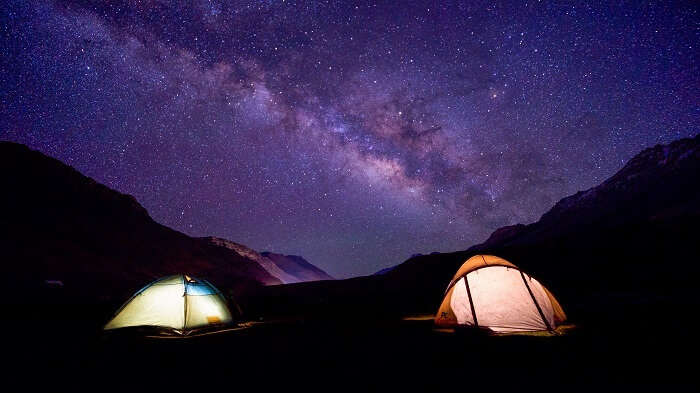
520 271 552 331
183 275 188 334
463 276 478 328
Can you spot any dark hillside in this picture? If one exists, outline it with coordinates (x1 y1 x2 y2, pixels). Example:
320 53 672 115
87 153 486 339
0 142 280 303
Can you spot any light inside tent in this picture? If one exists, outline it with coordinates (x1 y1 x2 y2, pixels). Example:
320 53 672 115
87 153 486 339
104 274 233 332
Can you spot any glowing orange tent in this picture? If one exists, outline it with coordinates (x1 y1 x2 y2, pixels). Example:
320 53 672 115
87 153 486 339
435 255 566 332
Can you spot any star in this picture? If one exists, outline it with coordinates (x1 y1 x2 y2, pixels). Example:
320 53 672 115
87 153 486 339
1 0 696 277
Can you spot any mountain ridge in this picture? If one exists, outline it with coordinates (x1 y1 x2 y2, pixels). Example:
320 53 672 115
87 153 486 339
204 237 333 283
260 251 334 282
0 141 329 302
386 135 699 291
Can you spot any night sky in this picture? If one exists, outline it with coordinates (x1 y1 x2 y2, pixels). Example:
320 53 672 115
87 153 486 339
1 1 697 278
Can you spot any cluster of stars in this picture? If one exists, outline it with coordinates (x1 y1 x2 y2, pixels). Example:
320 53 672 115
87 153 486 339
1 0 697 277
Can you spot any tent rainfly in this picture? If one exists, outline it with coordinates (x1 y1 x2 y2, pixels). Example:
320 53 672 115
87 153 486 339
104 274 234 335
435 255 566 333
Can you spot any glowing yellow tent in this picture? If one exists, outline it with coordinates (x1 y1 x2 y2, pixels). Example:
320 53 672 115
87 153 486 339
104 274 234 335
435 255 566 333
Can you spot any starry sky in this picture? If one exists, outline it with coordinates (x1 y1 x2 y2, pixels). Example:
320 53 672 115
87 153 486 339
1 1 698 278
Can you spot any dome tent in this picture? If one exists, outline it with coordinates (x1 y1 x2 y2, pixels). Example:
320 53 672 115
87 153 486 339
435 255 566 333
104 274 234 335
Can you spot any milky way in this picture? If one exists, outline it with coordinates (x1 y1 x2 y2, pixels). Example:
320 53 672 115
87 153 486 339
1 1 698 277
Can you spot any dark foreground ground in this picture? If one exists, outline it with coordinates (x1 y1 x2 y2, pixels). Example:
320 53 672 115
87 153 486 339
3 294 697 392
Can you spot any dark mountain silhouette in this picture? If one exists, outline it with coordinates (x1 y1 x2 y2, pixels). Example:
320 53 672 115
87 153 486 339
249 135 699 320
261 252 334 282
0 142 321 303
373 266 396 275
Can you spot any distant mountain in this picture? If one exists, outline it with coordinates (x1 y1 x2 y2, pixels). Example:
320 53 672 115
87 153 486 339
374 252 441 275
373 266 396 275
205 237 332 283
0 142 316 303
249 135 700 319
260 252 334 282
